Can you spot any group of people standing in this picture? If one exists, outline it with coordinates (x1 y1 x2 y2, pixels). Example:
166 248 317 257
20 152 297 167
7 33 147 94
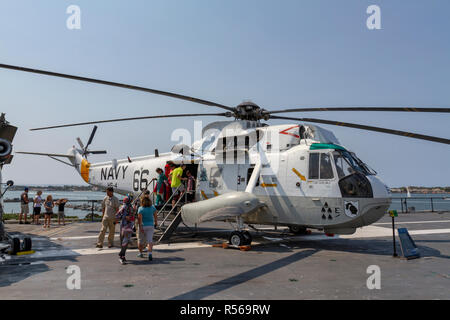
96 187 158 265
18 187 68 227
15 162 196 265
96 162 196 265
154 161 196 208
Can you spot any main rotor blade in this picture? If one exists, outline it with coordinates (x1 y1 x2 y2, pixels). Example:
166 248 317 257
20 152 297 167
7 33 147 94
16 151 75 158
270 115 450 145
268 107 450 115
30 113 230 131
0 63 234 112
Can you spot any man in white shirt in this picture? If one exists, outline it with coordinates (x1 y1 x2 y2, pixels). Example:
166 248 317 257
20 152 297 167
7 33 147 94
96 187 120 248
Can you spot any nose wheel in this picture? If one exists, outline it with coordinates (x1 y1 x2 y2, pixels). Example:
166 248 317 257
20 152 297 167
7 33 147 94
229 231 252 246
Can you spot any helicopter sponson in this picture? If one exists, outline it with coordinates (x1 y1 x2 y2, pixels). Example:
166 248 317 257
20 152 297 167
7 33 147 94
181 192 268 224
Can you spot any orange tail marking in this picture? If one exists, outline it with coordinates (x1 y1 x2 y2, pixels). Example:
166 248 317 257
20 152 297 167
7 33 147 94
81 159 91 183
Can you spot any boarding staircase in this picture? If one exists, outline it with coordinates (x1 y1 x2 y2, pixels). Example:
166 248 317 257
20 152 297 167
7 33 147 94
154 184 190 243
132 182 190 243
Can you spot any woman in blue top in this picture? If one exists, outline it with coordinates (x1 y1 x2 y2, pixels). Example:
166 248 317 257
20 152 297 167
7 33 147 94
138 197 158 261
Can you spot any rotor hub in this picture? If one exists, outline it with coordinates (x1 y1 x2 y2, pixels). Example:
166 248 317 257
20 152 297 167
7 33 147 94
233 101 269 121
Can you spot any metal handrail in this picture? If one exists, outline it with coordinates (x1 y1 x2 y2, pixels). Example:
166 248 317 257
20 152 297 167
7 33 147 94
156 183 185 219
158 192 185 229
394 196 449 200
391 196 450 213
131 179 156 206
158 183 198 229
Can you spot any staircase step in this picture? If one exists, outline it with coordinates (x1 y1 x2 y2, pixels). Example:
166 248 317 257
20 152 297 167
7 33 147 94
158 211 183 242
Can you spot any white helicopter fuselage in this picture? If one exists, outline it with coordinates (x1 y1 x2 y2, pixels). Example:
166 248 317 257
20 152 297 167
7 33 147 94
2 64 446 237
69 120 392 235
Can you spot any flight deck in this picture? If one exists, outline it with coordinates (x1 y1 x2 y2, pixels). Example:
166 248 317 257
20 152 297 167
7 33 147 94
1 211 449 300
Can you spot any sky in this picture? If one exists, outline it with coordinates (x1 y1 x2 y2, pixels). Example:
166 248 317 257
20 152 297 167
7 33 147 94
0 0 449 187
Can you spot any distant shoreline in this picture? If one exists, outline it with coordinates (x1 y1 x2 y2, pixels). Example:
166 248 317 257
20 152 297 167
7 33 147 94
8 185 449 194
9 185 101 192
390 187 449 194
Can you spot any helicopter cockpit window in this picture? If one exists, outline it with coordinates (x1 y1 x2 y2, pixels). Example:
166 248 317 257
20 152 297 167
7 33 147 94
320 153 334 179
333 151 355 179
332 151 373 197
333 151 374 178
309 153 334 180
308 153 320 179
350 152 377 175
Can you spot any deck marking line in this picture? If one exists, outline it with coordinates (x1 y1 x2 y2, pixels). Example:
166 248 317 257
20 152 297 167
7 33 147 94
7 227 450 261
374 220 450 225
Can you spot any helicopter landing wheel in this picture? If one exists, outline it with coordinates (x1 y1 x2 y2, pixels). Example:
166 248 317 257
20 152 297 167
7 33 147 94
229 231 252 246
289 226 307 235
10 237 20 255
22 237 32 251
229 231 245 247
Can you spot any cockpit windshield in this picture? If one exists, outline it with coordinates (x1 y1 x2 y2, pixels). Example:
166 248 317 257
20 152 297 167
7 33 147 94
350 152 377 176
333 150 376 178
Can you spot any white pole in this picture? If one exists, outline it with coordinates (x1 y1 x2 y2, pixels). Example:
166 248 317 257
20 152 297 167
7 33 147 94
245 161 261 194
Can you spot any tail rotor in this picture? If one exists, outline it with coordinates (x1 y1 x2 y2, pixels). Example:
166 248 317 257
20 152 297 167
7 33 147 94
77 126 107 159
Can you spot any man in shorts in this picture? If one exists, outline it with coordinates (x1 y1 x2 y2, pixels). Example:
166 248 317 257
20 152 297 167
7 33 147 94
19 187 30 224
33 190 43 225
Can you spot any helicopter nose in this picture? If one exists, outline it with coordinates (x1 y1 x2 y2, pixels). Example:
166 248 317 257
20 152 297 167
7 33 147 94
361 200 391 225
358 175 392 225
367 175 391 198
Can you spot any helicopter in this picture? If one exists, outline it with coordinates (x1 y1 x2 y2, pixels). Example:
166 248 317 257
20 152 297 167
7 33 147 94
2 63 449 246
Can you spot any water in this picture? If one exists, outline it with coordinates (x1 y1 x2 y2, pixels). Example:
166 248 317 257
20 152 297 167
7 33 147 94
2 190 106 218
3 190 449 218
389 193 450 212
